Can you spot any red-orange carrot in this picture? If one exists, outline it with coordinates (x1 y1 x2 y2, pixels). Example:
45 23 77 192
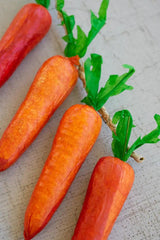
0 55 79 171
72 156 134 240
0 3 51 87
24 104 102 240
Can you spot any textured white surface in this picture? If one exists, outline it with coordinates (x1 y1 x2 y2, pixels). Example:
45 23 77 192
0 0 160 239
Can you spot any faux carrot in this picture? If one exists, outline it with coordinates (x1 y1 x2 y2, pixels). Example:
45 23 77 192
72 109 160 240
0 55 78 171
0 3 51 87
72 156 134 240
0 0 109 171
24 104 102 240
24 53 135 239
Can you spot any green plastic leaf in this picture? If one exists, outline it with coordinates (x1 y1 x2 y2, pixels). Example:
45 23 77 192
81 54 103 108
87 0 109 45
112 110 160 161
87 11 105 45
82 55 135 111
64 25 88 57
70 26 88 58
62 35 69 43
96 65 135 110
76 26 88 56
98 0 109 20
56 0 109 58
84 54 103 97
155 114 160 125
126 114 160 159
56 0 64 11
62 13 75 42
81 96 94 108
112 110 134 161
35 0 50 8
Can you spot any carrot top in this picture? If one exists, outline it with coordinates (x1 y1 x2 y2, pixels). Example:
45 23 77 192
81 54 160 162
56 0 109 58
112 110 160 161
82 54 135 111
35 0 50 9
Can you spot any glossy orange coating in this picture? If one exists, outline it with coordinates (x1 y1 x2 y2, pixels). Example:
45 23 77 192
0 55 79 171
24 104 102 240
0 3 51 87
72 156 135 240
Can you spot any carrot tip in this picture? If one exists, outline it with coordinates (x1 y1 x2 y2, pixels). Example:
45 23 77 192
24 230 31 240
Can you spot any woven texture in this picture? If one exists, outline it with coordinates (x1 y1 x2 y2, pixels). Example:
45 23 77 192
0 0 160 239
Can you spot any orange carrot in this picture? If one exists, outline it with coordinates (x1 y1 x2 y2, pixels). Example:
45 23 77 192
0 55 79 171
0 3 51 87
72 156 134 240
24 104 102 240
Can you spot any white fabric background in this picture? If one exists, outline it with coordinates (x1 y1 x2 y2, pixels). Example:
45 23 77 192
0 0 160 239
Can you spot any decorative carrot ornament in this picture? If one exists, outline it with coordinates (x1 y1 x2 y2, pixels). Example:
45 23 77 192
0 1 51 87
71 110 160 239
24 53 136 240
0 0 109 171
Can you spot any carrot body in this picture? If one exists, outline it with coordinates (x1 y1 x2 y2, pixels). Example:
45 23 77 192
24 104 102 240
72 156 135 240
0 3 51 87
0 55 79 171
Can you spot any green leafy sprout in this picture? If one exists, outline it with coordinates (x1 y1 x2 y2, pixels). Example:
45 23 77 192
112 110 160 161
82 54 135 111
35 0 51 9
56 0 109 58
